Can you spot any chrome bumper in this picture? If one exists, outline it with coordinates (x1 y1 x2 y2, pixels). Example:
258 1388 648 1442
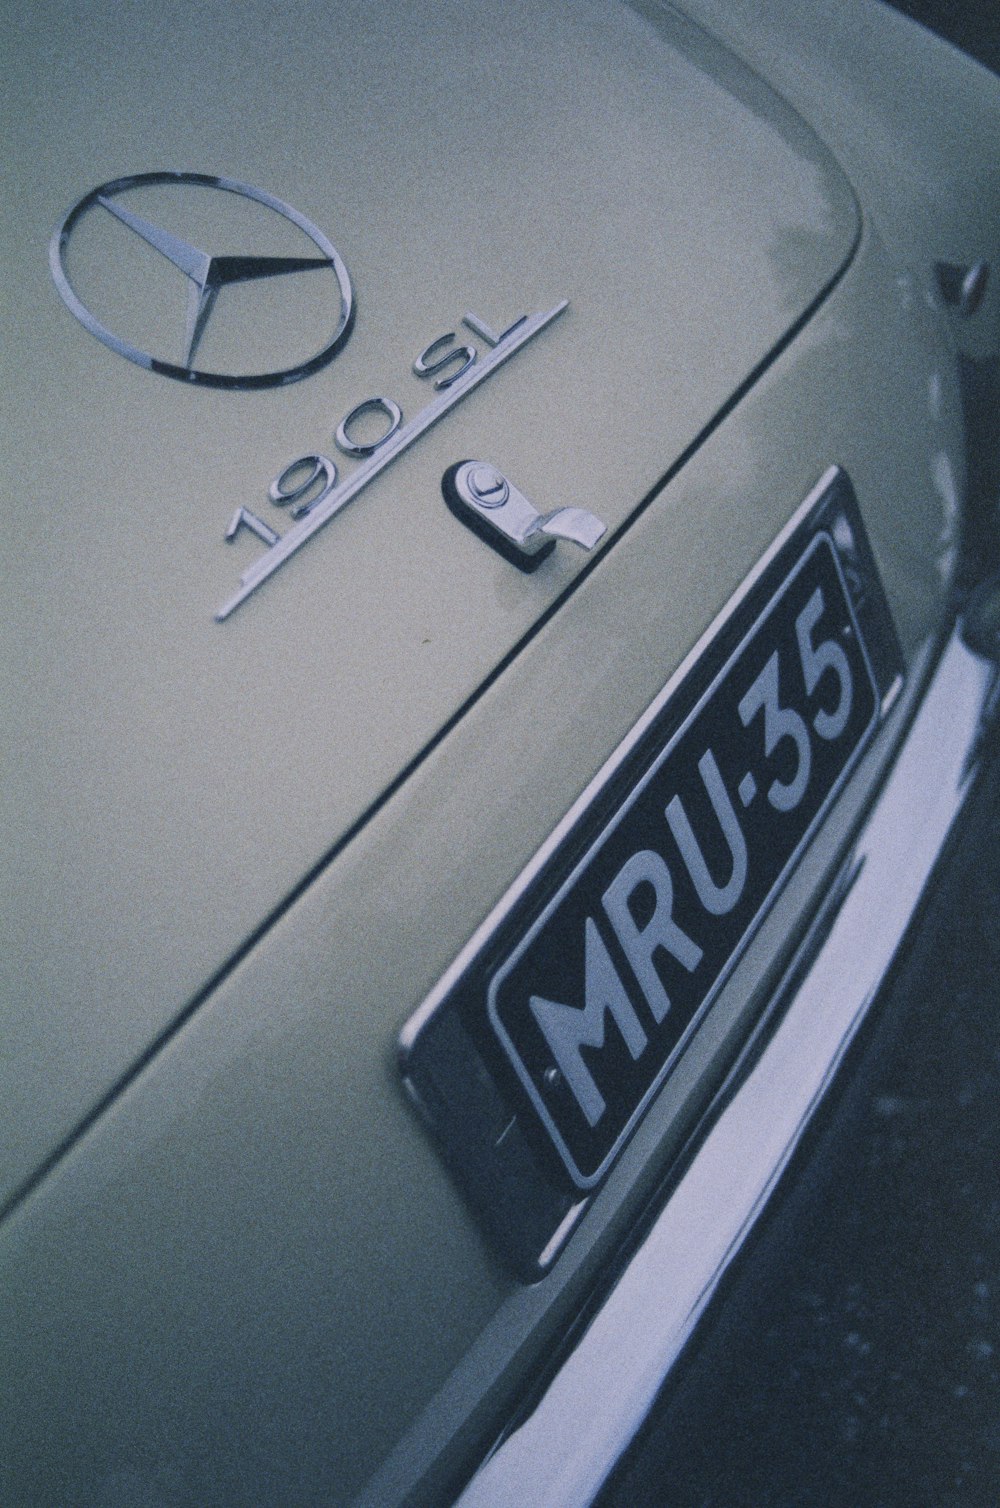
457 627 995 1507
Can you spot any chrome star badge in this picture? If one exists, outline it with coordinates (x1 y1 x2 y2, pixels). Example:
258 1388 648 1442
49 171 354 389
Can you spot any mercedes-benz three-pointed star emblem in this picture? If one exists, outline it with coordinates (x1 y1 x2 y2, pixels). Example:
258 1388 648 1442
49 172 354 389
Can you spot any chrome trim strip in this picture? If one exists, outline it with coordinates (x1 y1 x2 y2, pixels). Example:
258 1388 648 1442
457 629 994 1507
216 300 568 620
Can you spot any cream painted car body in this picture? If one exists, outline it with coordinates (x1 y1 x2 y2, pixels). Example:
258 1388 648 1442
2 1 998 1503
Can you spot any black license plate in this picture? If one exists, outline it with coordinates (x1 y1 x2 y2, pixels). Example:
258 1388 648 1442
490 530 878 1185
401 467 903 1274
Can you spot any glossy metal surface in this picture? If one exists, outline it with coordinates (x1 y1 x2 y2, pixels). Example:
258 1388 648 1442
3 4 997 1505
215 302 567 617
679 0 1000 317
414 333 478 390
3 0 868 1206
49 172 354 388
446 458 606 568
457 627 995 1507
936 259 991 317
1 205 977 1504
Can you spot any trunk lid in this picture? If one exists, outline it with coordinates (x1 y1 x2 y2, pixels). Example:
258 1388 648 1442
2 0 859 1203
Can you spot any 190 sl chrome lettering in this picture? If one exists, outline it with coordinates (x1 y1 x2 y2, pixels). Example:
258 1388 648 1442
268 454 339 518
216 300 568 620
412 332 477 389
335 397 403 458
